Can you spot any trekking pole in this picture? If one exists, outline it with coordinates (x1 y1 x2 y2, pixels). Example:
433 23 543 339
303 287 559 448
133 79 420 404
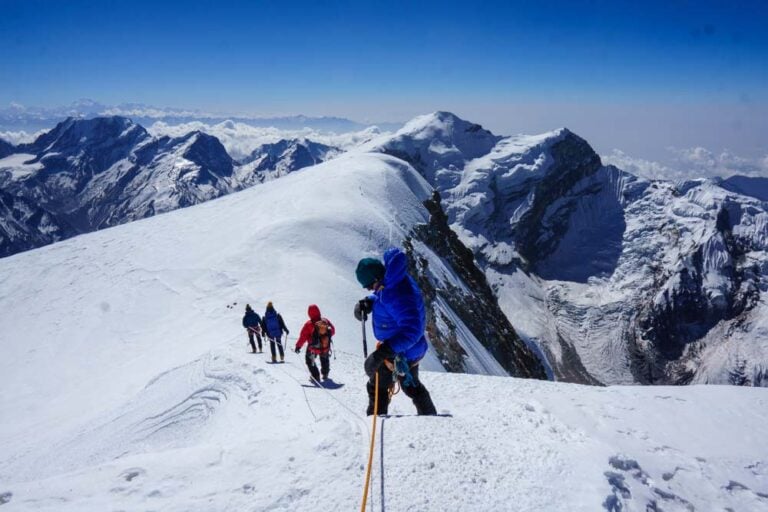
361 312 369 358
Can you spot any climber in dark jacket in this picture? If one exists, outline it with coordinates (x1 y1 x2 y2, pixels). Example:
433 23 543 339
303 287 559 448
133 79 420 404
355 247 437 416
242 304 263 353
263 301 289 363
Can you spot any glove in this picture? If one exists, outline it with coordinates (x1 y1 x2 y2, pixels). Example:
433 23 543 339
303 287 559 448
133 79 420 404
364 343 395 377
354 298 373 321
295 347 301 354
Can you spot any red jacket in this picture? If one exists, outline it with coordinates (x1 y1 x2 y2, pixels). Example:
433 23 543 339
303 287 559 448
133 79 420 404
294 304 335 354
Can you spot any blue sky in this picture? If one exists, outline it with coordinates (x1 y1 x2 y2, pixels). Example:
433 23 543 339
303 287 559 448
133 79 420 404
2 0 767 164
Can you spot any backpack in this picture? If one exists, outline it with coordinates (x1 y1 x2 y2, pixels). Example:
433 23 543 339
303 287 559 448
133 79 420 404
310 319 332 352
264 311 281 338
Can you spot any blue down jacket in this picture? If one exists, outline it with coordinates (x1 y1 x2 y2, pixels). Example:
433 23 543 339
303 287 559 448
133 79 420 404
369 247 428 363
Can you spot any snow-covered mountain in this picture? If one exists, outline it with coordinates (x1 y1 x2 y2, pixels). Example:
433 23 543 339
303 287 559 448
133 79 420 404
1 142 766 511
0 117 341 257
367 112 768 387
235 138 341 185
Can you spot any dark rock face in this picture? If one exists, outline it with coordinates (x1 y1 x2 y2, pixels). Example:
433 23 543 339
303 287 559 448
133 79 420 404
0 139 14 159
180 132 234 183
405 191 548 379
514 133 604 270
719 176 768 202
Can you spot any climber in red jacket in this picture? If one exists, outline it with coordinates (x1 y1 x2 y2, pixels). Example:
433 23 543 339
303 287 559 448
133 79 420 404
294 304 336 383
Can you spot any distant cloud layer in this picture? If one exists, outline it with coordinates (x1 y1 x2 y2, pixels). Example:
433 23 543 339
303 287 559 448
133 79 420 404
603 148 768 181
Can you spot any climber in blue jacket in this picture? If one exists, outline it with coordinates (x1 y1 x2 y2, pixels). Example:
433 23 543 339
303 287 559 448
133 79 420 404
354 247 437 416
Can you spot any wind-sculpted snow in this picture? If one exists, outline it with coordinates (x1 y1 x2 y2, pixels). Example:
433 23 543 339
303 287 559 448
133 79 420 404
1 344 765 510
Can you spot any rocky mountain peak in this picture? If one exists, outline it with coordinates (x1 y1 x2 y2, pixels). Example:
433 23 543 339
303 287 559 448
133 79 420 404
373 111 500 184
23 116 149 157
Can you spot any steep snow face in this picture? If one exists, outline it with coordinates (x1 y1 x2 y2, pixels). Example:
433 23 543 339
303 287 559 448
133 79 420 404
406 194 548 379
1 146 766 512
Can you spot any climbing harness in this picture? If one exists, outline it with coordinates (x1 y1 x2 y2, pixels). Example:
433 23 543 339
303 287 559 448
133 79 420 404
394 355 415 387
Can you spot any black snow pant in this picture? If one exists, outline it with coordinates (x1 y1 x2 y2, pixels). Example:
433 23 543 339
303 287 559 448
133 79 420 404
268 336 284 360
247 328 262 352
367 363 436 416
305 350 330 381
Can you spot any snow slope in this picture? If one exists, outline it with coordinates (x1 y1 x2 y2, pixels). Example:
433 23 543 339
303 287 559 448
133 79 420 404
1 148 767 511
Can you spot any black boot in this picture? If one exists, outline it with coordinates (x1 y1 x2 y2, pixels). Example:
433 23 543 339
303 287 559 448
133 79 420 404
366 369 390 415
401 365 437 415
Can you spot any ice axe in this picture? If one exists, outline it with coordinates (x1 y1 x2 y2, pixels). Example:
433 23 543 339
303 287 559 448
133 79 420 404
355 299 371 357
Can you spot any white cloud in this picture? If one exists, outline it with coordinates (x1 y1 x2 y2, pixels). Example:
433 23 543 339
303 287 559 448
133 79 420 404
147 120 387 160
602 147 768 181
669 146 768 178
602 150 686 181
0 129 46 145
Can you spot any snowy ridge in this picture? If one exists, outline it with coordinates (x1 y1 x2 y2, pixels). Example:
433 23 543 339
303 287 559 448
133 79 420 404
1 144 766 511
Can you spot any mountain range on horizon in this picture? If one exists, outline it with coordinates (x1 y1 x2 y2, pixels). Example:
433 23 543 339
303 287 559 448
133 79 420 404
1 111 766 390
0 99 403 134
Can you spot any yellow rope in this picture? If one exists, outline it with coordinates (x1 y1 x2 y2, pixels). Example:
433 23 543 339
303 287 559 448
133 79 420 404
360 371 379 512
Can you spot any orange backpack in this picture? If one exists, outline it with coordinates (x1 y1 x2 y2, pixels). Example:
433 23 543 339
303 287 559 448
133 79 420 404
311 319 332 352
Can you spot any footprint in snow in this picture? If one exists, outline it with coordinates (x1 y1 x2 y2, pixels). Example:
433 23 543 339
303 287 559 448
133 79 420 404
120 467 146 482
603 455 694 512
0 492 12 505
724 480 768 500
